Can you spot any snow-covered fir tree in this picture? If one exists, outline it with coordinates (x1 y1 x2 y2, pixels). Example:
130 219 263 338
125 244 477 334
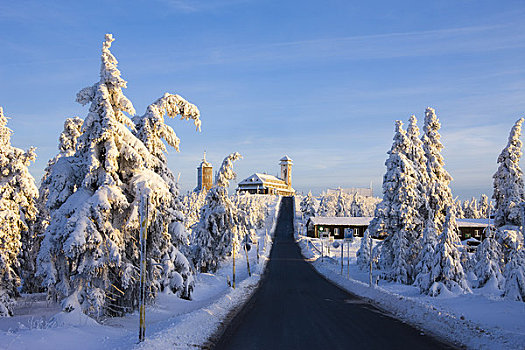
233 193 274 231
335 190 349 217
428 207 471 296
32 117 84 293
356 230 372 270
317 191 338 217
406 114 429 219
503 244 525 301
454 198 465 219
413 212 439 294
191 152 242 273
349 193 380 217
473 227 505 290
299 191 317 221
462 197 480 219
0 107 39 316
131 92 202 301
181 190 207 231
37 34 199 316
371 121 421 284
493 118 525 228
422 107 454 232
478 194 492 219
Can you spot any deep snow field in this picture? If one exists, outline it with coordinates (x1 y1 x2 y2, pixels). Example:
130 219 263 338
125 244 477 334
0 197 281 350
295 216 525 350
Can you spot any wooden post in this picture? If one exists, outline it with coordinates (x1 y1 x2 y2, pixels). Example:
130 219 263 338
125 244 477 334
369 234 373 287
138 196 149 342
321 237 324 262
256 237 259 264
245 240 251 277
232 246 236 289
340 240 343 275
347 240 350 278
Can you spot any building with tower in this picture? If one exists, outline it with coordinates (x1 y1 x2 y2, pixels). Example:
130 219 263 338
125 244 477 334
237 155 295 196
196 152 213 192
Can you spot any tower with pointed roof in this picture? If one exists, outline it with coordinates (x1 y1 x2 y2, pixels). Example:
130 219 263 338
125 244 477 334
196 151 213 191
280 155 293 189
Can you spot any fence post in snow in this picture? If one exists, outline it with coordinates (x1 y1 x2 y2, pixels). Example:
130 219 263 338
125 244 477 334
341 240 343 275
245 240 251 277
347 240 350 278
232 246 236 289
138 195 149 342
369 234 373 287
256 237 259 264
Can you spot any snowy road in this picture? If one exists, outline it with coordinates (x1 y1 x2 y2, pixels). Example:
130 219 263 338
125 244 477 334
213 197 455 350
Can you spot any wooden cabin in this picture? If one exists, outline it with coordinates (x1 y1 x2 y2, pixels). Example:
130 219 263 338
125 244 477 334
306 216 493 241
306 217 373 239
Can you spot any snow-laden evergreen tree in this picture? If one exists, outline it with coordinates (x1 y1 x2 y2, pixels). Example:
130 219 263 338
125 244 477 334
131 92 201 301
478 194 492 219
133 92 201 158
233 193 274 231
32 117 84 294
413 212 439 294
299 191 317 221
335 190 349 217
356 229 372 270
317 191 338 217
493 118 525 228
0 107 39 316
181 190 207 231
473 227 504 290
462 197 480 219
422 107 454 232
428 207 471 296
406 114 429 217
349 193 380 217
191 152 242 272
37 34 199 316
503 244 525 301
371 121 421 284
454 198 465 219
405 114 429 264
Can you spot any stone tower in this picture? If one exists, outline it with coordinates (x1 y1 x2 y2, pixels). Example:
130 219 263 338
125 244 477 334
279 155 293 188
197 152 213 191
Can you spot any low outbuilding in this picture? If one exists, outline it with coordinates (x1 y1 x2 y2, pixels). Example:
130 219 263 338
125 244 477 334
305 216 494 241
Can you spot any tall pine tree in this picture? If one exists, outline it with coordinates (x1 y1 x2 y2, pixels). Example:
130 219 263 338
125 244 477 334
493 118 525 228
422 107 454 231
0 107 39 316
191 152 242 272
371 120 421 284
37 34 199 316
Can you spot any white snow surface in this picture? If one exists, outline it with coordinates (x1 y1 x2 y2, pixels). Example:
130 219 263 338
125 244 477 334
0 197 281 350
296 230 525 350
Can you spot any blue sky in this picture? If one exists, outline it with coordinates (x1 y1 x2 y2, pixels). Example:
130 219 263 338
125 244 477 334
1 0 525 198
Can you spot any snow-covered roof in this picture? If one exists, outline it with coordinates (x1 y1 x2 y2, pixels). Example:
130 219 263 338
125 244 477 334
279 155 293 164
307 217 493 228
238 173 285 186
456 219 493 228
308 217 374 226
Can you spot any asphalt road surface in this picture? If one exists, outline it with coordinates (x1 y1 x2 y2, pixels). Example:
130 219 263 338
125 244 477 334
213 197 455 350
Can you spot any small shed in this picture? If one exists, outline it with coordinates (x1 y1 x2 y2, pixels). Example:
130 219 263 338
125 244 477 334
456 219 494 241
306 217 373 239
305 216 494 241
